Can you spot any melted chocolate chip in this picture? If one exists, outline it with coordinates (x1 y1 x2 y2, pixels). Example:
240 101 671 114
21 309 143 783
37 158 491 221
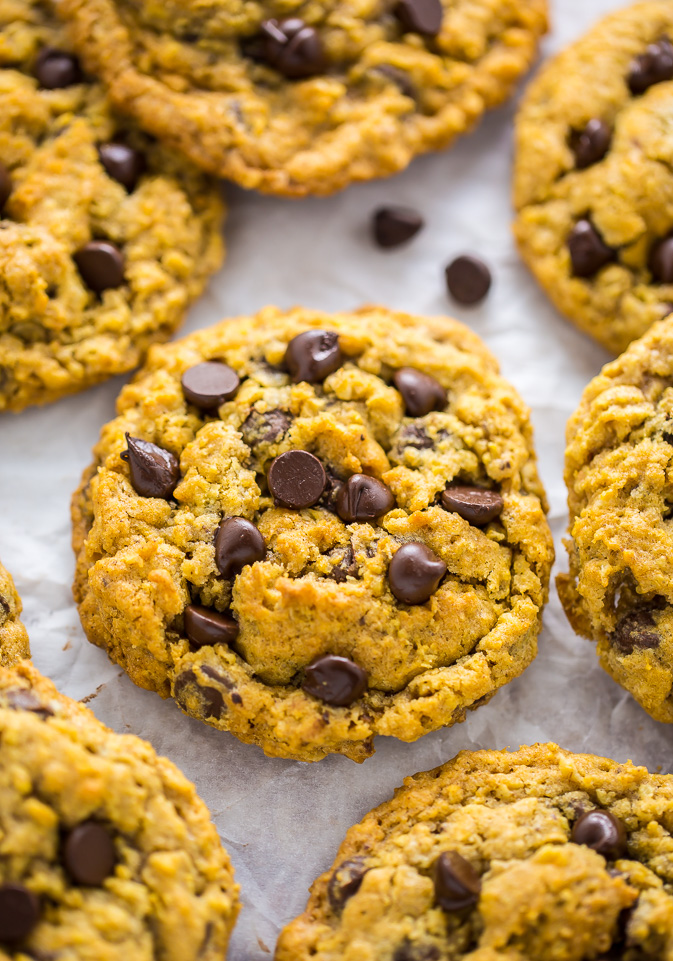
5 688 53 718
329 546 358 583
302 654 367 706
215 517 266 579
372 206 424 248
393 945 440 961
336 474 395 522
568 220 615 278
441 485 504 526
268 450 326 509
240 409 291 446
570 119 612 169
650 236 673 283
98 142 146 192
74 241 125 293
63 822 116 886
393 368 447 417
389 542 446 605
399 424 433 449
610 608 660 655
327 857 368 911
181 361 240 409
394 0 443 36
628 37 673 94
123 434 180 499
571 810 627 860
284 330 342 383
319 470 344 513
0 163 12 209
373 65 416 99
434 851 481 912
173 670 225 719
184 605 239 647
445 255 492 305
0 883 40 943
259 18 325 79
34 47 82 89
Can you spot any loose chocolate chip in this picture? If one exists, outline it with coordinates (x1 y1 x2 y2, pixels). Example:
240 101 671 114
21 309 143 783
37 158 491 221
327 857 368 912
441 485 504 526
181 361 240 409
571 810 627 860
434 851 481 912
568 219 615 278
0 882 40 943
393 368 447 417
215 516 266 579
34 47 82 88
393 945 440 961
268 450 326 509
184 604 239 647
445 255 492 305
570 119 612 169
394 0 443 36
173 670 225 719
63 822 116 886
329 546 358 583
336 474 395 522
5 688 53 718
123 434 180 499
628 38 673 94
284 330 342 383
240 409 291 446
372 206 424 248
98 142 146 192
610 608 660 655
389 542 446 605
303 654 367 706
74 241 125 293
259 18 325 79
650 236 673 283
0 163 12 209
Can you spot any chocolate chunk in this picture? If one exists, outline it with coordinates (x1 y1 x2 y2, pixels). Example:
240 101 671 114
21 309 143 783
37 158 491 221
628 38 673 94
284 330 342 383
570 119 612 169
372 207 424 248
650 236 673 283
610 608 660 655
181 361 240 409
393 945 440 961
336 474 395 522
389 542 446 605
74 241 125 294
568 220 615 278
240 409 291 446
0 163 12 209
122 434 180 499
327 857 368 912
329 546 358 583
393 367 447 417
5 688 53 718
34 47 82 88
445 255 492 305
215 516 266 579
303 654 367 706
0 882 40 943
184 604 239 647
173 670 225 719
259 18 325 79
394 0 443 36
98 142 146 191
441 485 504 526
268 450 326 509
63 822 116 886
434 851 481 912
571 810 627 860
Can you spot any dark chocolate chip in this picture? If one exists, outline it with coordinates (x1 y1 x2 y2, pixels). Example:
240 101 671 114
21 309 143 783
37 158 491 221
373 65 416 99
181 361 240 409
201 665 235 690
231 692 243 705
284 330 342 383
441 485 504 526
327 857 368 912
393 368 447 417
215 516 266 579
610 608 660 655
173 669 225 719
303 654 367 706
259 18 325 79
650 235 673 283
268 450 326 509
628 38 673 94
184 605 239 647
0 163 12 209
571 810 627 860
5 688 53 718
123 434 180 499
98 142 146 192
336 474 395 522
433 851 481 912
63 822 116 886
393 944 440 961
329 546 358 583
389 542 446 605
399 424 433 449
445 255 492 305
394 0 443 36
74 241 125 293
372 206 424 248
319 470 345 513
34 47 82 89
568 219 615 278
570 119 612 169
240 409 291 446
0 882 40 943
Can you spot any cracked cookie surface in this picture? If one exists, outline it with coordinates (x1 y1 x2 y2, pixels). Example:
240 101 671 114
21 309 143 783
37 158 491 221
0 560 29 666
57 0 547 197
0 0 224 412
71 306 553 763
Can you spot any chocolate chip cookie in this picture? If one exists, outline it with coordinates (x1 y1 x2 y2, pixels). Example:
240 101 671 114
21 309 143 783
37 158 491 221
71 306 553 763
0 659 239 956
0 0 224 412
513 0 673 355
0 561 29 666
57 0 548 198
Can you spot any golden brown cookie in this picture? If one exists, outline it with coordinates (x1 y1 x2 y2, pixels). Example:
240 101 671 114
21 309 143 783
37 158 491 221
0 559 29 666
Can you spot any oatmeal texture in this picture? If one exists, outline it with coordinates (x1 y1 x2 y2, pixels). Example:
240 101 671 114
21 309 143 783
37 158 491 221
0 560 29 666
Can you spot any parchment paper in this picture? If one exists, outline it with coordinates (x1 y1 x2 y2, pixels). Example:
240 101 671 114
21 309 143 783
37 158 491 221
0 1 660 955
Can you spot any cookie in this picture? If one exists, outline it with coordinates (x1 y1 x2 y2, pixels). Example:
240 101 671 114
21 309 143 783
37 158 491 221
0 0 224 413
513 0 673 355
0 560 29 666
276 742 673 961
71 305 554 763
558 316 673 723
57 0 548 198
0 660 239 957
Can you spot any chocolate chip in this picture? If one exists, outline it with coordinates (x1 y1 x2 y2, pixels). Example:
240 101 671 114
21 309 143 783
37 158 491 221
389 542 446 605
568 219 615 278
394 0 443 36
34 47 82 88
650 236 673 283
393 945 440 961
0 163 12 209
98 142 146 192
201 665 235 690
215 516 266 579
63 822 116 886
628 38 673 94
571 810 627 860
184 605 239 647
329 546 358 583
0 883 40 943
5 688 53 718
122 434 180 499
181 361 240 409
373 65 416 99
570 119 612 169
284 330 342 383
319 470 344 513
268 450 326 509
441 485 504 526
302 654 367 706
327 857 368 911
393 368 447 417
74 241 125 293
336 474 395 522
445 255 492 305
240 409 291 446
259 18 325 79
372 207 424 248
399 424 433 449
173 670 225 719
434 851 481 912
610 608 660 655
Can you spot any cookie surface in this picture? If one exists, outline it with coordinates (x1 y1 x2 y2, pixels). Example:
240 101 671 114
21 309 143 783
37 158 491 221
276 742 673 961
58 0 547 198
0 560 29 666
71 306 553 763
0 661 239 958
513 0 673 355
0 0 224 412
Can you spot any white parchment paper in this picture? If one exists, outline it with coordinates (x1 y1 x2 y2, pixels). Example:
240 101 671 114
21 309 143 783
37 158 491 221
0 1 661 955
